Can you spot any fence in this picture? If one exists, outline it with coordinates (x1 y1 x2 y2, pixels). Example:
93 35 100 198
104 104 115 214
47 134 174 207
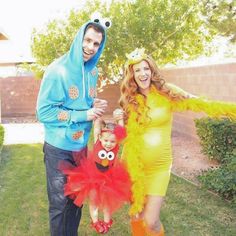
0 62 235 139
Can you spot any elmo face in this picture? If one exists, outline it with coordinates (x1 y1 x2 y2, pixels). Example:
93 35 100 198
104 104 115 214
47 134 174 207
93 139 119 168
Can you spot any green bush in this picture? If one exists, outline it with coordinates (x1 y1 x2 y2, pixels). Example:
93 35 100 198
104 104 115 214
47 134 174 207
198 161 236 202
195 118 236 164
195 118 236 202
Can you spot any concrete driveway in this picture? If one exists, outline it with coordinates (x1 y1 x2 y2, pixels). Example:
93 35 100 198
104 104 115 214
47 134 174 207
2 123 44 145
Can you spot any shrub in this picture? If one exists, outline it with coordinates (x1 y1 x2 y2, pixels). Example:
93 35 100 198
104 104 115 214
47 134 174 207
195 118 236 164
195 118 236 202
198 161 236 202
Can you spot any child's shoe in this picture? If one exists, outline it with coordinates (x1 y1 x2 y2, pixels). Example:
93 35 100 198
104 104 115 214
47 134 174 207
101 219 113 234
91 220 104 233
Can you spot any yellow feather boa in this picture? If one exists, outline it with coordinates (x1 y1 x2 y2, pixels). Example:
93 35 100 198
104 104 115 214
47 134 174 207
122 95 147 216
173 97 236 119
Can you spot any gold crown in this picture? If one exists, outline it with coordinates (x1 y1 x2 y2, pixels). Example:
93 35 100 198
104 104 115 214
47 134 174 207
125 48 147 66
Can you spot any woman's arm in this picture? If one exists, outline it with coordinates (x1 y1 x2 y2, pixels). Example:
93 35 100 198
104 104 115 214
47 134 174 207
166 83 236 119
165 82 196 98
173 96 236 120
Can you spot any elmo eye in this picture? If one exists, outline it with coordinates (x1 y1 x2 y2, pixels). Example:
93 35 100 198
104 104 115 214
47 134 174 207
107 151 115 160
98 150 107 159
94 18 100 23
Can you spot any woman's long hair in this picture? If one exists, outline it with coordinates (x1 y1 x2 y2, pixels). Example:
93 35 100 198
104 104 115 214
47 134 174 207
119 55 185 124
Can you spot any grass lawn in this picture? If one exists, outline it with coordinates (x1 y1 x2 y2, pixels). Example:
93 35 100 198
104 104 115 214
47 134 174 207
0 144 235 236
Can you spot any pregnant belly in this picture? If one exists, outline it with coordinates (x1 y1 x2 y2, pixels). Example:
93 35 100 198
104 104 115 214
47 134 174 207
140 128 172 170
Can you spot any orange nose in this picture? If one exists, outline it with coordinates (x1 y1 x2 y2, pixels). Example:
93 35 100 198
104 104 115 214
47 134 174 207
101 159 109 167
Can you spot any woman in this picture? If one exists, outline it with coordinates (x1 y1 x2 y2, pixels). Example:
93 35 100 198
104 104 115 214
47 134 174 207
118 48 236 236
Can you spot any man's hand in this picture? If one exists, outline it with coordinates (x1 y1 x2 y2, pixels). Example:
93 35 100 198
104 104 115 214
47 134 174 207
93 98 108 110
87 108 105 121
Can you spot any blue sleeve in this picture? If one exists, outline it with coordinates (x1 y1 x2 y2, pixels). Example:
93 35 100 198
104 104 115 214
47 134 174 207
36 74 88 127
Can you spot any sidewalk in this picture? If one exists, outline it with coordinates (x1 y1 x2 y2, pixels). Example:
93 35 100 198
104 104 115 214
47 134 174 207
2 123 44 145
1 116 113 145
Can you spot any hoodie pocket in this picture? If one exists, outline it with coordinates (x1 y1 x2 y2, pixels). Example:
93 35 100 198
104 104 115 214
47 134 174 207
65 125 85 144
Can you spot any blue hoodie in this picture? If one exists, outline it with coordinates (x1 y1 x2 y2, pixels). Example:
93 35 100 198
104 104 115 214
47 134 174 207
36 21 106 151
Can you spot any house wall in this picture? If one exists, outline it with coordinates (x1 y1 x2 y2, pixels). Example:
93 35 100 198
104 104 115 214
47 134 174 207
0 63 235 139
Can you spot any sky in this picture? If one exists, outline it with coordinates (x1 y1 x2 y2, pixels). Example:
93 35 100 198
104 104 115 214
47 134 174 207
0 0 88 58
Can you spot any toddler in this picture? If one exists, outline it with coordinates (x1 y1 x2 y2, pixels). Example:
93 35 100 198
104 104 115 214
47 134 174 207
62 109 131 234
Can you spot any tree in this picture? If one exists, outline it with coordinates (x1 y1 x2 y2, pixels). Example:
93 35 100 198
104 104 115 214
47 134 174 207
29 0 217 88
201 0 236 43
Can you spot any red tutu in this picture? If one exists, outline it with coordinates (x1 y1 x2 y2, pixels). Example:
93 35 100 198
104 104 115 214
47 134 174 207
61 155 131 214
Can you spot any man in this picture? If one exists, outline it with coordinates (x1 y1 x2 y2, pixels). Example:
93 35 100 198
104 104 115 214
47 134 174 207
36 15 109 236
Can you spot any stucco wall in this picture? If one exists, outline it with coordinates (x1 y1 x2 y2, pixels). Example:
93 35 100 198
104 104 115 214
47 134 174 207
0 63 235 139
0 76 41 117
162 63 236 139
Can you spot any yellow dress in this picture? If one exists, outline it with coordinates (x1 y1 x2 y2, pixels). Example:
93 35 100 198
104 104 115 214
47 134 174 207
122 84 236 215
138 90 173 196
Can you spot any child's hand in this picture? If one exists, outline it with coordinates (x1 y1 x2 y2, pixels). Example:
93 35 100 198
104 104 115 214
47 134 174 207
113 109 124 121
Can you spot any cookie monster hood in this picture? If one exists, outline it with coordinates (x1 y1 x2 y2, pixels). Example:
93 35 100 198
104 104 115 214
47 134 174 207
53 21 106 74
